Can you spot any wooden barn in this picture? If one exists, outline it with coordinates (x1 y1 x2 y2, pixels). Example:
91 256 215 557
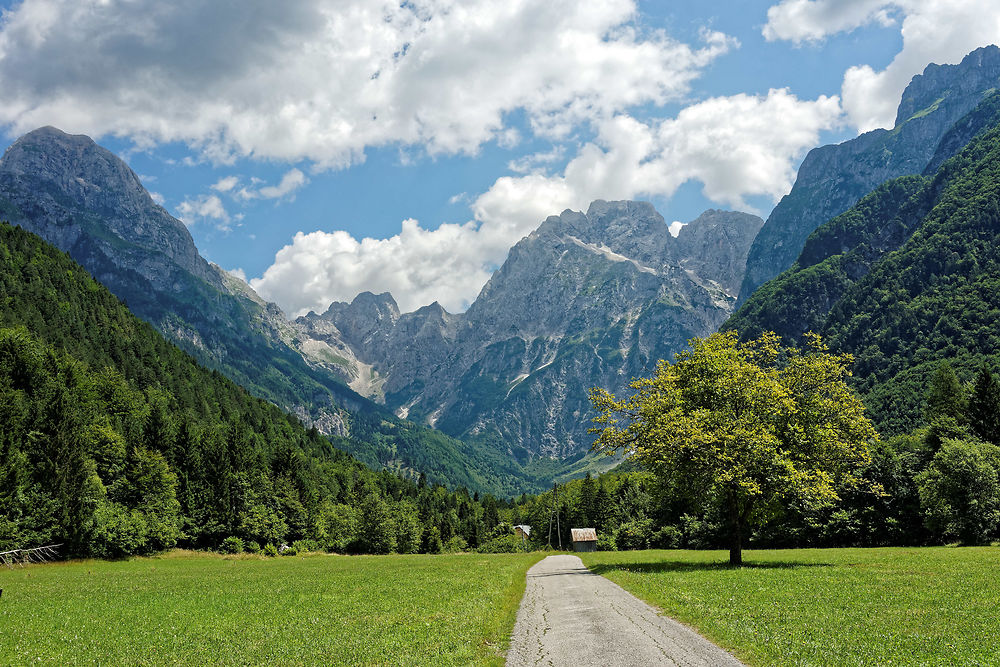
571 528 597 552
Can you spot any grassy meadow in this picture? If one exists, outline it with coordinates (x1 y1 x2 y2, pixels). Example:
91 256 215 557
0 550 543 666
581 547 1000 666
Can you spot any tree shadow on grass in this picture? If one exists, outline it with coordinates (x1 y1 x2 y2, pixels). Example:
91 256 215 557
587 559 832 575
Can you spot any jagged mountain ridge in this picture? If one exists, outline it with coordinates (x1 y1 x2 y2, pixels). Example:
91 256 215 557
738 45 1000 305
299 203 763 458
725 90 1000 435
0 126 554 495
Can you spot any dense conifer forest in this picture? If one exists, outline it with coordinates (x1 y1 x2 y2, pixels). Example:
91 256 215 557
0 222 516 556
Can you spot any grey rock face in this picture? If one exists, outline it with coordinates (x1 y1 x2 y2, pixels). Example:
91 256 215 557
0 126 362 434
301 200 763 458
738 44 1000 305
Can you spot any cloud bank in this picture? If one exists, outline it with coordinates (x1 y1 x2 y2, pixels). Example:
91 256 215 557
251 89 842 315
764 0 1000 131
0 0 730 166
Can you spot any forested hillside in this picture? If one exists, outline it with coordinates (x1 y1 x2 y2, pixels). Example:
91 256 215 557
726 91 1000 434
0 222 518 556
0 127 545 496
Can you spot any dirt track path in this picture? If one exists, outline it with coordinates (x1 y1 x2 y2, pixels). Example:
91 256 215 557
505 554 745 667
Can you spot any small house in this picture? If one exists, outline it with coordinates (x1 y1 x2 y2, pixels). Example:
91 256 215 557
513 524 532 540
571 528 597 552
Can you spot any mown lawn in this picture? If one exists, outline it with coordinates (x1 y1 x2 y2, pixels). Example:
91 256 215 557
0 550 544 666
581 547 1000 666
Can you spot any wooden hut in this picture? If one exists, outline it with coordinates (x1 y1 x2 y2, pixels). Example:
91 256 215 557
571 528 597 552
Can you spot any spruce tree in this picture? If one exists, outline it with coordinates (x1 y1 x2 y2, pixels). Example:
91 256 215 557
968 364 1000 444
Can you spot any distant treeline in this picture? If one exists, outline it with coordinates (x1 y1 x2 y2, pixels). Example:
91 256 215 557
0 222 516 557
511 360 1000 550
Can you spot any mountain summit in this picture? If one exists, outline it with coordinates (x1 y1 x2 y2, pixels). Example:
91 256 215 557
299 200 763 458
738 45 1000 305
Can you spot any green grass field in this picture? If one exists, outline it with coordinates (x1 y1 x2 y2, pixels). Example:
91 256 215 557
581 547 1000 666
0 550 543 666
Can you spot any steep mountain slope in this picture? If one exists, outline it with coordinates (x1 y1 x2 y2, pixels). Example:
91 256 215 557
738 45 1000 305
725 91 1000 435
301 202 763 458
0 127 542 495
0 127 359 429
0 220 511 555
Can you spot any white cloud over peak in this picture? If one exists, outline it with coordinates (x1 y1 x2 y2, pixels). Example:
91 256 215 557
251 88 842 316
176 194 230 229
0 0 733 166
764 0 1000 131
236 169 309 201
763 0 898 43
257 169 309 200
211 176 239 193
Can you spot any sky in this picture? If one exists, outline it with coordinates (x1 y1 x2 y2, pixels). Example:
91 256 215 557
0 1 997 316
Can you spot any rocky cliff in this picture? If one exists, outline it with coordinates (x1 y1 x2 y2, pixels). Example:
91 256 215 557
738 45 1000 305
300 200 763 458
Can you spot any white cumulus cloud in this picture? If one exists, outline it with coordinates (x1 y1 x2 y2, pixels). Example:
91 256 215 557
764 0 1000 131
211 175 239 192
251 89 842 316
0 0 733 166
176 194 230 229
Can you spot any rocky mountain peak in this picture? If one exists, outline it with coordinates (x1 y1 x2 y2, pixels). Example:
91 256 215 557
1 126 159 217
676 209 764 295
895 45 1000 127
322 291 401 348
0 125 211 285
536 200 671 267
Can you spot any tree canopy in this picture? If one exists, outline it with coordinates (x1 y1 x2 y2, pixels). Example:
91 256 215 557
589 330 878 565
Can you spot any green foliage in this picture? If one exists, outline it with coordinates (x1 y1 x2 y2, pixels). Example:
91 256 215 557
968 364 1000 443
262 543 278 557
925 362 967 423
589 331 877 564
916 438 1000 544
219 536 244 554
0 222 512 558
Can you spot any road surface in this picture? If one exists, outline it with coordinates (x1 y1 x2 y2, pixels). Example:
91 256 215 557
506 554 745 667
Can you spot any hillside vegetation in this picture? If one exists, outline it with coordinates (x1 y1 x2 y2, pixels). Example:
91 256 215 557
0 222 526 556
727 91 1000 434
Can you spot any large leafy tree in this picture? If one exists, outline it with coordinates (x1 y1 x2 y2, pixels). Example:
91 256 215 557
589 331 878 565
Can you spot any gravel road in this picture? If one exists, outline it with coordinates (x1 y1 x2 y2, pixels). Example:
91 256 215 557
506 554 746 667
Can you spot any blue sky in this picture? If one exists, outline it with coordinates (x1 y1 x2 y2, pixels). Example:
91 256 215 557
0 1 995 314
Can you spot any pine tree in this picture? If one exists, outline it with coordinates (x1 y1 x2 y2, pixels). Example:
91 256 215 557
925 362 967 424
968 364 1000 444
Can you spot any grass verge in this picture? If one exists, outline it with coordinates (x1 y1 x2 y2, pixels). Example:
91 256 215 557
580 547 1000 666
0 550 544 666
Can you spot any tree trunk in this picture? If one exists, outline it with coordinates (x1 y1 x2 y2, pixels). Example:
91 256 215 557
728 520 742 566
727 488 744 566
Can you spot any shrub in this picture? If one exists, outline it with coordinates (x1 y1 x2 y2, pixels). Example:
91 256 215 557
291 539 319 553
477 534 523 553
614 519 653 550
443 536 468 553
917 438 1000 545
262 543 278 557
219 536 244 554
596 533 617 551
650 525 681 549
243 540 261 554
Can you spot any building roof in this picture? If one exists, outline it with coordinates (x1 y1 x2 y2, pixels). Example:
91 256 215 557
513 524 532 536
571 528 597 542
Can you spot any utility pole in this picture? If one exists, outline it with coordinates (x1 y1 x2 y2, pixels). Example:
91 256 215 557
555 482 562 550
547 481 557 549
